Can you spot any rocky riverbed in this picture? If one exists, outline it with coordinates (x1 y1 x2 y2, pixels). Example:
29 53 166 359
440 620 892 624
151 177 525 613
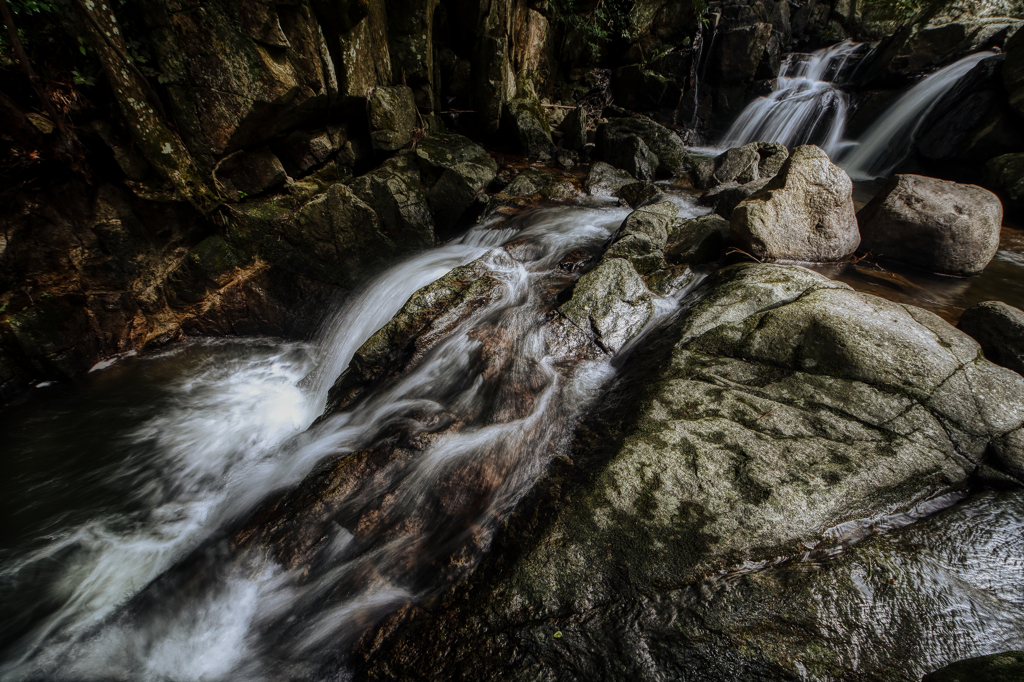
4 0 1024 680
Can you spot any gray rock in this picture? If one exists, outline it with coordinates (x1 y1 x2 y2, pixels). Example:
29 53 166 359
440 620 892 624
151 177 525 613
607 134 657 182
503 98 556 158
714 23 774 84
213 148 287 199
484 168 577 217
958 300 1024 376
666 214 731 264
755 141 789 177
712 178 772 219
697 145 759 190
612 201 678 247
732 145 860 262
273 127 348 177
364 263 1024 680
367 85 419 152
697 141 789 190
857 174 1002 276
618 181 661 208
595 116 689 177
922 651 1024 682
228 183 397 289
557 105 588 153
559 258 655 354
414 133 498 234
350 153 436 249
584 162 635 197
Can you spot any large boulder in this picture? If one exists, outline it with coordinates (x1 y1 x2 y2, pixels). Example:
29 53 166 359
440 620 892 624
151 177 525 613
484 168 577 217
367 85 418 152
666 214 731 265
558 258 655 355
595 117 689 177
600 134 657 182
414 134 498 235
603 201 678 274
272 127 350 178
857 174 1002 276
713 23 774 84
557 106 588 153
503 97 556 158
228 183 397 288
958 300 1024 376
731 145 860 262
363 263 1024 680
213 148 287 200
709 178 772 219
138 0 338 159
350 153 436 249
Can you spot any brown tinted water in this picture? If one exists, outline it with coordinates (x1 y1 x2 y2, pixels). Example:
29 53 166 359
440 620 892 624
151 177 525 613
810 186 1024 324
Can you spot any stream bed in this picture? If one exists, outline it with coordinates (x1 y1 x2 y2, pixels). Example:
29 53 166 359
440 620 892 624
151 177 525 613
2 199 1024 681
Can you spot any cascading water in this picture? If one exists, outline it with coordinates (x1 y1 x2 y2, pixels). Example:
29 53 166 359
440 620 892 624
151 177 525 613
840 51 995 180
720 40 862 155
0 199 710 681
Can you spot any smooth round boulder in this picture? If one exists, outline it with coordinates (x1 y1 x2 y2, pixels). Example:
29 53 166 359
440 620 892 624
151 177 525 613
958 300 1024 376
731 145 860 262
857 174 1002 276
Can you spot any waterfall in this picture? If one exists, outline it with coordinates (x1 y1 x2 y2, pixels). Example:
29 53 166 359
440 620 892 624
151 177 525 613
840 51 995 180
720 40 862 155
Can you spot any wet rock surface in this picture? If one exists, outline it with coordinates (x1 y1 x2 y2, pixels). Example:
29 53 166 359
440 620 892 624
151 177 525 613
731 145 860 262
857 174 1002 276
359 263 1024 681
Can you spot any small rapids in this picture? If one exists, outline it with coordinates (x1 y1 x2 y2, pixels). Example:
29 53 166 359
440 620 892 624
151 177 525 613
0 200 705 681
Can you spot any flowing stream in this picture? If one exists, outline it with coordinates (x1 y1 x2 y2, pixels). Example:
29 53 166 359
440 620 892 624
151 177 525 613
1 193 1024 679
0 200 707 680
